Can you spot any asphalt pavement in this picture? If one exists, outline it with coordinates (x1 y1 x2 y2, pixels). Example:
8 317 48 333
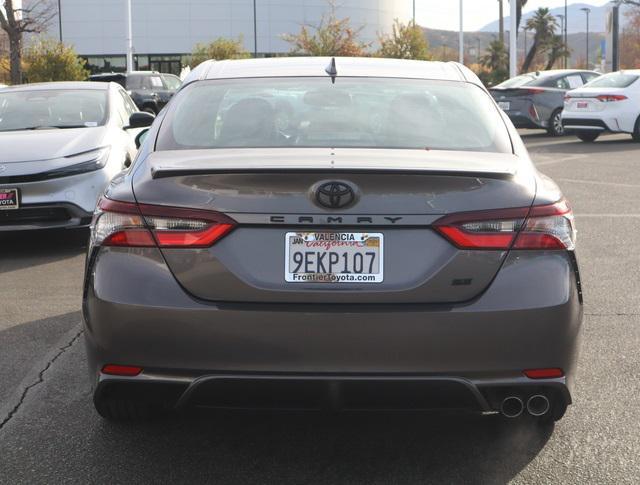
1 132 639 484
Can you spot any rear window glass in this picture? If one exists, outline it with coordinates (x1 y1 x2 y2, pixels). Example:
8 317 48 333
494 75 536 89
586 73 639 88
156 77 512 153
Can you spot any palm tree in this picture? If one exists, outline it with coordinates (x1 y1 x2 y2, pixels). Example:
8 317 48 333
521 8 558 72
481 39 509 85
545 34 570 70
498 0 504 44
516 0 529 32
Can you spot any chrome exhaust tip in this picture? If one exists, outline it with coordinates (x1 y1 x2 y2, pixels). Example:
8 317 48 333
500 396 524 418
527 394 551 417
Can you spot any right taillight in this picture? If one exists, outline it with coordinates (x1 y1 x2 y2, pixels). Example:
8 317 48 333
433 199 576 251
596 94 627 102
90 197 236 249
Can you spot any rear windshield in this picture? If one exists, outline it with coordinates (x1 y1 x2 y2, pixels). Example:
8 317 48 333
494 74 536 89
0 89 108 131
586 73 639 88
156 77 512 153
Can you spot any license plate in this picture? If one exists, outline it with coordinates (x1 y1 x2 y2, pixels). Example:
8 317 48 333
0 188 19 210
285 232 383 283
498 101 510 111
577 101 589 109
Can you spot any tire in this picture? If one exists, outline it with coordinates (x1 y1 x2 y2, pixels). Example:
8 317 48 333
546 109 565 137
577 131 600 143
632 116 640 142
94 396 158 421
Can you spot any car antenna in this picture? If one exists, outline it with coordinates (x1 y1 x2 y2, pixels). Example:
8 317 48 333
325 57 337 84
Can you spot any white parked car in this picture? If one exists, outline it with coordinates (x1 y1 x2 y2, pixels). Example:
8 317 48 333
0 81 154 230
562 70 640 142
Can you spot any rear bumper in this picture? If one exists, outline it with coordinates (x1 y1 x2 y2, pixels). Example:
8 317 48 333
507 114 543 130
562 115 628 134
83 246 583 412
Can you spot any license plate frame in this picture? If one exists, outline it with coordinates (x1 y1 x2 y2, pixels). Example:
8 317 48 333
498 101 511 111
0 188 19 210
576 101 589 109
285 232 384 283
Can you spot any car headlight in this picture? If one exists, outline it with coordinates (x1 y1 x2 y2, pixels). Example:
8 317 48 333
47 147 112 178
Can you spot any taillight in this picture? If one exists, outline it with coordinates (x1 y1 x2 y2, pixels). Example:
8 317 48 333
525 88 545 95
596 94 627 102
90 197 236 248
433 199 575 251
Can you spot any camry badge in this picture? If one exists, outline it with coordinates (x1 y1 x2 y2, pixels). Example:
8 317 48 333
315 181 357 209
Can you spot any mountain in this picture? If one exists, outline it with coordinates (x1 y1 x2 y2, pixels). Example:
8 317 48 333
480 3 633 34
423 28 605 67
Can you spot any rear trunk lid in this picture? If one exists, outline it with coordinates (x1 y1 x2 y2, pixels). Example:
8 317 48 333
132 148 536 304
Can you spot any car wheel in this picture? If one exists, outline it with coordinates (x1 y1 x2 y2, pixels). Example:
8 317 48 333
547 109 565 137
632 116 640 142
577 131 600 143
94 396 158 421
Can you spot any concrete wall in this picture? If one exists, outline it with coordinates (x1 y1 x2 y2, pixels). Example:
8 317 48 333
53 0 413 56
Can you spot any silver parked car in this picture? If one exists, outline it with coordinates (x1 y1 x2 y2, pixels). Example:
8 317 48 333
490 69 600 136
0 82 153 230
84 58 582 423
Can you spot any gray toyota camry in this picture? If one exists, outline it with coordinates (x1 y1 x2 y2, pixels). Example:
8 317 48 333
83 57 582 423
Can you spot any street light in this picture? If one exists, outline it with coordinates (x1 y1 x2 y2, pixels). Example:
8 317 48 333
557 14 565 68
412 0 416 25
126 0 134 72
564 0 568 68
253 0 258 58
459 0 464 64
581 7 591 69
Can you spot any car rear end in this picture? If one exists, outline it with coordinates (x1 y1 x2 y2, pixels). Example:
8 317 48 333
83 60 583 421
563 72 640 136
491 86 551 129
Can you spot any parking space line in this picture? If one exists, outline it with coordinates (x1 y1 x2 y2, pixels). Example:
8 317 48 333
555 178 640 188
575 214 640 218
534 154 588 166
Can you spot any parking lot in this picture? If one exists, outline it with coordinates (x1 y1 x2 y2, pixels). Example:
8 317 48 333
0 132 639 484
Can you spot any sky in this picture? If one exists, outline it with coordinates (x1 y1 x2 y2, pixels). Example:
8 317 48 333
416 0 612 31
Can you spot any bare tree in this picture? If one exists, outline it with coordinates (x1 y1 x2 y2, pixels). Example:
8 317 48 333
0 0 55 84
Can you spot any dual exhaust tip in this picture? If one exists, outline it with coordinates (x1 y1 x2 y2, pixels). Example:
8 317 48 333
500 394 550 418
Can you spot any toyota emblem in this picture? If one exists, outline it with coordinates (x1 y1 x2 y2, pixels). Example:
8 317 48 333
315 181 357 209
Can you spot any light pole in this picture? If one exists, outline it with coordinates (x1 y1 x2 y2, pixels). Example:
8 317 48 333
564 0 568 68
522 26 528 66
581 7 591 69
509 0 517 77
459 0 464 64
126 0 134 72
253 0 258 58
413 0 416 25
57 0 63 42
557 14 565 69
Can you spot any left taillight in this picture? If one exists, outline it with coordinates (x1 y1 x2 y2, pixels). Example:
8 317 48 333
433 199 576 251
90 197 236 249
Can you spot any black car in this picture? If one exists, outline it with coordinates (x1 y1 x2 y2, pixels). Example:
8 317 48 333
89 71 182 114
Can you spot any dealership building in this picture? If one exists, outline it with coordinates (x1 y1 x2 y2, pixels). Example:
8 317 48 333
47 0 414 74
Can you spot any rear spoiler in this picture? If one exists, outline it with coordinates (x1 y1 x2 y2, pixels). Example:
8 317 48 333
150 165 517 180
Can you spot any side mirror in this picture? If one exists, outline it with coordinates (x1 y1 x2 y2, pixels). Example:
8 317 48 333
127 111 155 129
135 129 149 149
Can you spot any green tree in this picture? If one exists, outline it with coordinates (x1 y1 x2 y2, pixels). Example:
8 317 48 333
521 8 558 72
544 34 570 70
0 0 55 84
376 19 430 60
282 0 370 56
24 38 89 82
480 39 508 85
189 36 250 68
